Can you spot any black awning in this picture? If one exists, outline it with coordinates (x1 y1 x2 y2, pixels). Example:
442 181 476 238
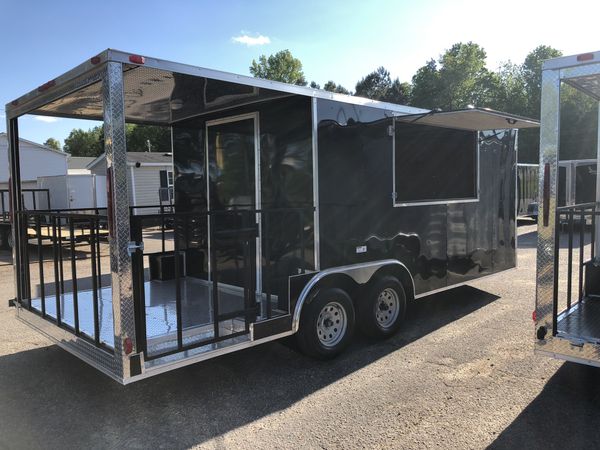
394 108 539 131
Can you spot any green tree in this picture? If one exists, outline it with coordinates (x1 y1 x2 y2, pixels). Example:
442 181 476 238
43 138 61 151
63 126 104 156
323 80 350 95
63 124 171 156
355 67 410 104
410 59 440 109
521 45 562 118
411 42 496 110
250 50 307 85
126 125 171 152
504 45 562 163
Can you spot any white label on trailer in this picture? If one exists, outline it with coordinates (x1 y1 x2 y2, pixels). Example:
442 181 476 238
356 245 367 254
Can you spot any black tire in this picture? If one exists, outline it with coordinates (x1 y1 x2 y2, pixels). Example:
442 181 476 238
296 287 355 360
357 276 407 338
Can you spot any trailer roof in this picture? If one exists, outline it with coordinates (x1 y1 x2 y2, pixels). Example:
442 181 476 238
543 50 600 101
394 108 539 131
5 49 427 123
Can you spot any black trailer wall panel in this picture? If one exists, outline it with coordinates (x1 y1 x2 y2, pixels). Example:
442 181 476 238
316 98 516 295
172 95 314 306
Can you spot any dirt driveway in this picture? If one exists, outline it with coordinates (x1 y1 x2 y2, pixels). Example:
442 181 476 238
0 223 599 449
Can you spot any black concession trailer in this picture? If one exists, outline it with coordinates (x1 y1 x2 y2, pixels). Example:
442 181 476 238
5 50 537 383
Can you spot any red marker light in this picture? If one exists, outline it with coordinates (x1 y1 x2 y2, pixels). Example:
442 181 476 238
90 56 101 65
577 53 594 62
37 80 56 92
124 337 133 354
532 310 537 322
128 54 145 64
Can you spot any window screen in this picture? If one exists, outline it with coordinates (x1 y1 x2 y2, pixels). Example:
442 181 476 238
394 122 477 204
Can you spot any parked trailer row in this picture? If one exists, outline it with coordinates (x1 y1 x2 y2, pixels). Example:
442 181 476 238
5 50 537 383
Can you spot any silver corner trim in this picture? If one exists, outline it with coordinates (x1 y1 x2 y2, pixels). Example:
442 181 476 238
291 259 414 333
311 97 320 271
535 67 560 332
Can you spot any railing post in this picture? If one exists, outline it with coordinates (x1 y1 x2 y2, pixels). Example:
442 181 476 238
567 210 574 309
210 213 220 340
36 215 45 316
69 219 79 334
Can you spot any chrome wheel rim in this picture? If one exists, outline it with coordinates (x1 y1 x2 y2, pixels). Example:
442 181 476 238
375 288 400 329
317 301 347 347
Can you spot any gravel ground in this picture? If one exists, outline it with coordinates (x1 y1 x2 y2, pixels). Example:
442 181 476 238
0 223 599 449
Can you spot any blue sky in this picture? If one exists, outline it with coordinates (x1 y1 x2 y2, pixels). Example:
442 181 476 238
1 0 599 146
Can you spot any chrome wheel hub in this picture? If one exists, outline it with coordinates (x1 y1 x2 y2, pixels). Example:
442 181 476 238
375 288 400 329
317 301 347 347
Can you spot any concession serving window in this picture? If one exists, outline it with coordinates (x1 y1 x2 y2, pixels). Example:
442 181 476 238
392 108 539 207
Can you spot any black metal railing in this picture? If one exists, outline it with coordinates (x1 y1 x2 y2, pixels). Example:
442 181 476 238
0 188 50 222
130 206 314 360
553 202 597 334
16 208 110 351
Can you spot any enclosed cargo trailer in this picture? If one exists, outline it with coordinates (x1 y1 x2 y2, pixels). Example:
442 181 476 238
5 50 536 383
534 49 600 367
517 163 539 219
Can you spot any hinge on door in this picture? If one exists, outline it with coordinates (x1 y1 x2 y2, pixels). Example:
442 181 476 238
127 241 144 256
387 125 394 137
392 192 397 201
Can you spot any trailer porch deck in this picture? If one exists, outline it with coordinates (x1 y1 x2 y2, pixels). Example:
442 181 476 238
28 277 283 358
557 297 600 345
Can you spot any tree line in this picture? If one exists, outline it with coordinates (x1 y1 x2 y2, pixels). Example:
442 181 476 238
249 44 598 163
45 42 598 163
46 123 171 157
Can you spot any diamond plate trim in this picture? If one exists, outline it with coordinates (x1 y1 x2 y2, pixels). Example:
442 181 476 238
104 62 135 380
535 68 560 334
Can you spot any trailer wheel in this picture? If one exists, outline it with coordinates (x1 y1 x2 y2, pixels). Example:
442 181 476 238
296 287 355 359
358 276 406 338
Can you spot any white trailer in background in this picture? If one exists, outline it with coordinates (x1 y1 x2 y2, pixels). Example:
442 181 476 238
37 174 107 210
534 49 600 367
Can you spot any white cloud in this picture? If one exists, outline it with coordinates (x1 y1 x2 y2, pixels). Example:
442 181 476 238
33 116 60 123
232 34 271 46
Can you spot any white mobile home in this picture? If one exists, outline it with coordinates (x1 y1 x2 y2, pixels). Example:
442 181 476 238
0 132 67 210
87 152 172 210
0 132 67 191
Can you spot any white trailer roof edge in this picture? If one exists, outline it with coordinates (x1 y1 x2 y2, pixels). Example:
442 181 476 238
542 50 600 71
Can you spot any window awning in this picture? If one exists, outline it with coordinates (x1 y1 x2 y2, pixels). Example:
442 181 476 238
394 108 539 131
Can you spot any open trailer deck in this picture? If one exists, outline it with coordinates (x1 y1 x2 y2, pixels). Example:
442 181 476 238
5 49 537 383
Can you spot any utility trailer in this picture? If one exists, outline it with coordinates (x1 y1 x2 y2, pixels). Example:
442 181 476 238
0 188 50 249
5 50 537 384
534 50 600 367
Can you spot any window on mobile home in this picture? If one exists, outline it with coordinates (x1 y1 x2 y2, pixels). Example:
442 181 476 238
393 122 477 205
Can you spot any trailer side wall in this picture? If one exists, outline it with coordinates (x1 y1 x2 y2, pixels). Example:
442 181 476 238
315 99 517 295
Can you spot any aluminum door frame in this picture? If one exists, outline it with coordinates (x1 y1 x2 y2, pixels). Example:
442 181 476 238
205 112 264 317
